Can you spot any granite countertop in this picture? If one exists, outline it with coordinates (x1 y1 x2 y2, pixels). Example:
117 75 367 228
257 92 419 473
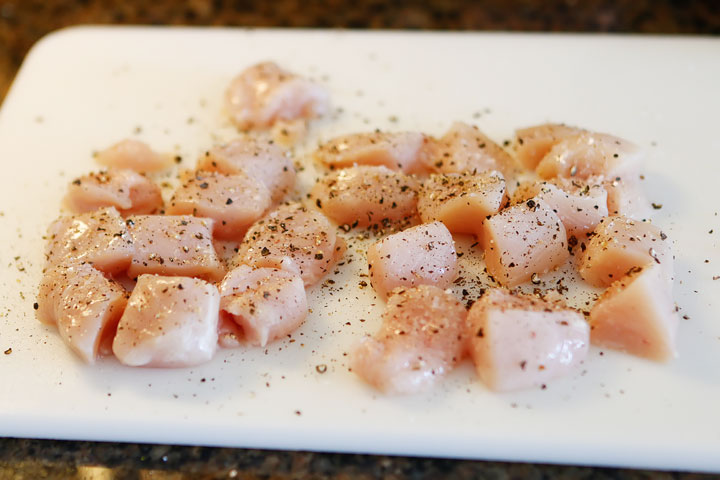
1 1 719 479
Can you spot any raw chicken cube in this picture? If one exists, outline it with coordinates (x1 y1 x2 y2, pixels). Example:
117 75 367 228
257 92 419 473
167 170 272 239
64 169 163 216
589 263 679 361
219 265 308 347
45 207 134 275
351 285 467 394
511 179 608 237
578 216 672 288
417 171 506 238
197 136 296 202
225 61 330 130
235 202 344 286
482 201 569 287
313 131 432 174
513 123 584 170
430 122 517 178
367 221 458 298
310 165 419 227
37 263 127 364
536 132 643 180
466 288 589 391
113 275 220 367
126 215 225 282
95 139 172 172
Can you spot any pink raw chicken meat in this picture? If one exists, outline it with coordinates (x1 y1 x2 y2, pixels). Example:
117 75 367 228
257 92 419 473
95 139 172 173
466 288 589 391
37 262 127 364
225 61 330 130
536 132 643 181
126 215 225 282
367 221 458 298
197 136 296 202
589 263 679 361
513 123 584 170
64 169 163 216
430 122 517 178
166 170 272 239
351 285 467 394
313 131 432 174
578 215 672 288
482 201 569 287
219 265 308 347
113 275 220 367
45 206 134 275
310 165 419 227
511 179 608 238
235 202 344 287
417 171 506 238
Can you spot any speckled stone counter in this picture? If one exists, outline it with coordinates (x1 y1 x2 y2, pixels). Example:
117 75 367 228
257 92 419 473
1 1 719 479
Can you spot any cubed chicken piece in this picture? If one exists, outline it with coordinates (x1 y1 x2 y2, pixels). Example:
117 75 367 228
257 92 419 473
313 131 432 174
166 170 272 239
511 179 608 237
536 132 643 180
430 122 517 179
513 123 584 170
235 202 344 286
64 169 162 216
126 215 225 282
95 139 172 172
601 175 653 221
367 221 458 298
351 285 467 394
45 207 134 275
466 288 589 391
225 61 329 130
578 216 672 288
417 171 506 238
197 136 295 202
482 202 569 287
37 263 127 364
113 275 219 367
589 263 679 361
219 265 307 347
310 166 419 227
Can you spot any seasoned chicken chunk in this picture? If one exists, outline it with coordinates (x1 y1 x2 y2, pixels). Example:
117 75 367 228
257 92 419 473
197 136 296 201
37 263 127 364
482 201 569 287
235 203 344 286
95 139 172 172
225 61 329 130
310 165 419 227
367 221 458 298
64 169 162 216
513 123 584 170
113 275 220 367
313 131 431 174
589 263 678 361
219 265 307 347
45 207 134 275
167 170 272 239
126 215 225 282
351 285 467 394
578 216 672 288
417 171 506 238
430 122 517 178
466 288 589 391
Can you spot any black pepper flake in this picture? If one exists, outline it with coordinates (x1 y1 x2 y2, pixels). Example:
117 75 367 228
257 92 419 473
520 360 527 370
198 182 209 189
226 198 233 205
33 302 39 310
476 328 484 338
315 198 322 209
651 203 663 210
315 253 324 260
3 348 11 355
261 247 271 256
177 284 184 290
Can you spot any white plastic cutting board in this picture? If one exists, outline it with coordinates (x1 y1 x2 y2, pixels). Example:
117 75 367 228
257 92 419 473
0 27 719 472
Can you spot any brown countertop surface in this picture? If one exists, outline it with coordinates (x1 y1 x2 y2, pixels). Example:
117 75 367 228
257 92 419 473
1 1 719 479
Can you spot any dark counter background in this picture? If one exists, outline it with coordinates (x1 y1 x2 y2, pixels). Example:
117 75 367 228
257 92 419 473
1 1 719 479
